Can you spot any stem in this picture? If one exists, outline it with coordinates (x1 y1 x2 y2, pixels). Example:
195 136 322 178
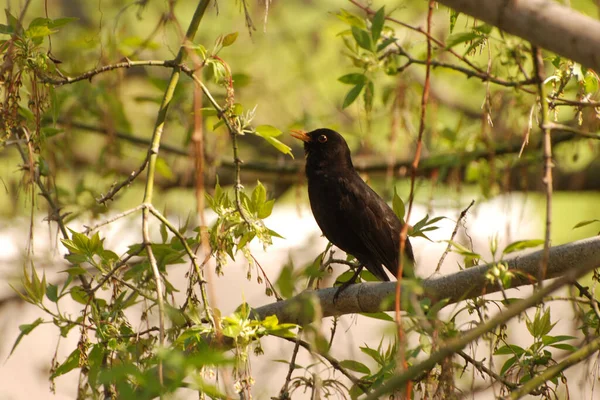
532 46 553 283
140 0 212 388
395 3 434 396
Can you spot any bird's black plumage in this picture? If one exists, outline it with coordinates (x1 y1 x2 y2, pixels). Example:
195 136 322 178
291 128 414 282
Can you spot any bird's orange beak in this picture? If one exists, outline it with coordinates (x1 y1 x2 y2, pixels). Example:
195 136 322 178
290 129 310 143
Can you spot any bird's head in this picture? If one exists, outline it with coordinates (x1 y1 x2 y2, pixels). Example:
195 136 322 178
290 128 353 171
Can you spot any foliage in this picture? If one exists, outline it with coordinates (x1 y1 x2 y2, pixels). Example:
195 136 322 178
1 0 600 399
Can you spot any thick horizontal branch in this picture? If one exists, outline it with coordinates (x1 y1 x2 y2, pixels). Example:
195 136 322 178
253 236 600 325
436 0 600 72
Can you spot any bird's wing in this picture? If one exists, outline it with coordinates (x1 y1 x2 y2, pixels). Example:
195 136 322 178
341 177 404 279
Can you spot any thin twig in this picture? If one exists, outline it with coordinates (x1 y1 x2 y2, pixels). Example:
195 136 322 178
392 45 536 90
435 200 475 273
458 351 517 390
39 59 176 85
98 154 150 204
519 104 536 158
543 123 600 140
83 205 145 234
549 97 600 108
88 247 144 293
251 254 282 301
573 281 600 321
277 335 369 394
229 126 254 226
278 329 303 398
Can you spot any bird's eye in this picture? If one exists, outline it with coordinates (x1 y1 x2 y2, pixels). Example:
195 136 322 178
317 135 328 143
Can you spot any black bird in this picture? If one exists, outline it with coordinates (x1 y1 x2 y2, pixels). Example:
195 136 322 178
291 128 414 285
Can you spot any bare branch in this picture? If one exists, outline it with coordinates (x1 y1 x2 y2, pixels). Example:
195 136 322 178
253 236 600 325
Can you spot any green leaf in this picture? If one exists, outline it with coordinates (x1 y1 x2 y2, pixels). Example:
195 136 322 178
89 232 102 254
222 32 239 47
371 7 385 42
26 23 55 39
276 263 295 299
340 359 370 374
532 308 554 337
212 119 225 131
0 24 14 35
463 37 485 55
41 127 63 138
445 31 479 49
70 286 90 305
61 265 88 276
364 80 374 114
351 26 373 52
264 136 293 157
268 228 285 239
494 344 525 356
160 220 168 243
392 187 405 221
338 73 367 85
9 318 44 356
255 125 282 138
551 56 561 68
199 107 218 116
232 73 252 87
46 283 58 302
502 239 544 254
5 10 19 31
335 9 366 29
258 199 275 219
474 24 493 34
360 312 394 322
500 356 518 376
87 344 104 387
377 36 396 52
255 125 292 156
542 335 577 345
51 348 81 378
359 345 381 363
573 219 599 229
28 17 50 29
444 240 481 258
342 83 365 109
238 232 255 249
155 157 174 180
449 10 459 33
550 343 578 351
48 17 78 29
335 269 359 285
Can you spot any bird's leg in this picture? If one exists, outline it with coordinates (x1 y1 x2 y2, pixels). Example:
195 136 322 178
333 265 363 303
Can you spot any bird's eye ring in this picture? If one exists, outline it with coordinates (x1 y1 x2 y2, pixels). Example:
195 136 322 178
317 135 328 143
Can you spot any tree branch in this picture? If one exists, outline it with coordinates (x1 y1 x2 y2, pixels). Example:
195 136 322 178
436 0 600 72
253 236 600 325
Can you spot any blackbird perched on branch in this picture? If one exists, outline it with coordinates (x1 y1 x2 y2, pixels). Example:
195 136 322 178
291 128 415 287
